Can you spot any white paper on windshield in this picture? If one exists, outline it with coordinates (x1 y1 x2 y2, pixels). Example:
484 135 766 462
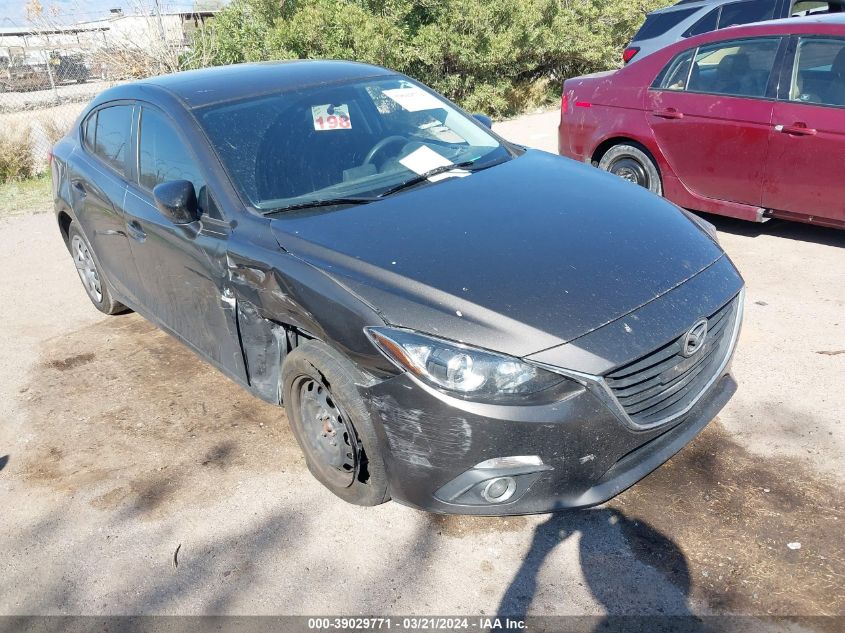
399 146 453 175
383 87 443 112
311 103 352 131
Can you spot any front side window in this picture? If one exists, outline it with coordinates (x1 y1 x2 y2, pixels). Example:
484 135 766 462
138 107 204 193
92 105 132 175
686 37 781 98
790 1 838 16
718 0 777 28
789 37 845 106
196 76 507 212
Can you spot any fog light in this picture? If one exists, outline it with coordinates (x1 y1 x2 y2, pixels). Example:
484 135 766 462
481 476 517 503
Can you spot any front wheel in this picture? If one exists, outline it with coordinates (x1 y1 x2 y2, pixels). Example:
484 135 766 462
282 340 389 506
598 144 662 196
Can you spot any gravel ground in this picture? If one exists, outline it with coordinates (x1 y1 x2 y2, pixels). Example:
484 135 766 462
0 110 842 620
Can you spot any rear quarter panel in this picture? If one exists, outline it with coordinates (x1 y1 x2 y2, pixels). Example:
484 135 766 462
561 58 669 160
50 137 78 239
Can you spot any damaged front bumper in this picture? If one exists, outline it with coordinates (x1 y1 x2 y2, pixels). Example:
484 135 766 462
360 367 737 515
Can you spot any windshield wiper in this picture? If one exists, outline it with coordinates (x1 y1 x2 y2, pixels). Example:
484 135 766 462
376 155 509 199
375 161 476 199
262 196 377 215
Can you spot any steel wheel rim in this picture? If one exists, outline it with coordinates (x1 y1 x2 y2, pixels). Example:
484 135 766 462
71 235 102 303
297 378 357 487
610 157 649 188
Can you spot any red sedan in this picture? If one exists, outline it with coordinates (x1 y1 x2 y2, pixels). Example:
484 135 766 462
559 14 845 230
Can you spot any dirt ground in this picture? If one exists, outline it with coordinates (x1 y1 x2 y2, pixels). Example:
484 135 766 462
0 111 843 621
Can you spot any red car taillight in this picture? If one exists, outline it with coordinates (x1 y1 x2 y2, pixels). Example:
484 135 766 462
623 47 640 64
561 92 569 115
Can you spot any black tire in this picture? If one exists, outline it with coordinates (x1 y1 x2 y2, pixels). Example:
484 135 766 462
598 143 663 196
67 223 128 315
282 340 390 506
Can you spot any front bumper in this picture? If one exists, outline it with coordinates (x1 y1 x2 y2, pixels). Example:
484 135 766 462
360 364 736 516
359 256 743 516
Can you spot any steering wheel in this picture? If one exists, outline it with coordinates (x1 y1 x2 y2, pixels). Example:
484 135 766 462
363 136 407 165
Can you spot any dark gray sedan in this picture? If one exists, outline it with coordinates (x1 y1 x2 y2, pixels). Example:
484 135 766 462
50 61 744 515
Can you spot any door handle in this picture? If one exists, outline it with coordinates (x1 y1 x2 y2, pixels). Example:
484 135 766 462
775 123 817 136
652 108 684 119
126 220 146 242
72 181 87 196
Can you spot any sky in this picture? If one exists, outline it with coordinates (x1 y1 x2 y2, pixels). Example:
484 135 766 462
0 0 224 26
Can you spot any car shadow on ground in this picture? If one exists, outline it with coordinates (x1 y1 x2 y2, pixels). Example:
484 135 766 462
701 213 845 248
497 508 693 621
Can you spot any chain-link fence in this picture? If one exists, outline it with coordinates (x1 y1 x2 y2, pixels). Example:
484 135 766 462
0 6 217 181
1 50 114 176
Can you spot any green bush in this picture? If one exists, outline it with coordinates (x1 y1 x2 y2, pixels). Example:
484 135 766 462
188 0 672 117
0 124 34 184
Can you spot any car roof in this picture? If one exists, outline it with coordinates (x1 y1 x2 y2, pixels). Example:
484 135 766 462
695 11 845 38
96 60 396 110
652 0 845 13
650 0 731 15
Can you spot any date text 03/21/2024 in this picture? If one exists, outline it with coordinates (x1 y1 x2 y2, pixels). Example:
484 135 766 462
307 617 527 630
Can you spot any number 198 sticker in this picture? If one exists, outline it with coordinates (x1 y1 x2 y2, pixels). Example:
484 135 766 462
311 104 352 131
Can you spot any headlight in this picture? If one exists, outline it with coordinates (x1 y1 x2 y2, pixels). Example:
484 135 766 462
366 327 571 404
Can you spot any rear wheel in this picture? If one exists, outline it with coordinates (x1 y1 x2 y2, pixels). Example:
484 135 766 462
67 223 127 315
282 340 389 506
598 144 662 196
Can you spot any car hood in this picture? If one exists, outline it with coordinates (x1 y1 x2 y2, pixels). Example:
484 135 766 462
269 150 725 358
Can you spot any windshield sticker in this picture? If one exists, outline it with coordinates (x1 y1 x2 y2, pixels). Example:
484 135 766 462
383 87 444 112
399 145 454 175
311 104 352 131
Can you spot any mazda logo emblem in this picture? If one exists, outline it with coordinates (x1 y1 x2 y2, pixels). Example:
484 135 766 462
682 318 708 357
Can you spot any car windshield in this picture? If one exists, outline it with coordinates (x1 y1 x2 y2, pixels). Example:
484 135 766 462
196 76 509 212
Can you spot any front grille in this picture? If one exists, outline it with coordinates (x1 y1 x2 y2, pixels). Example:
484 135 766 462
605 296 739 427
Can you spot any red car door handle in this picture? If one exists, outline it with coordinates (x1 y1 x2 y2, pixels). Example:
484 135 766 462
652 108 684 119
775 123 817 136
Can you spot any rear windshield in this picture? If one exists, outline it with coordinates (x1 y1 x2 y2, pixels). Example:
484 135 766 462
634 8 699 40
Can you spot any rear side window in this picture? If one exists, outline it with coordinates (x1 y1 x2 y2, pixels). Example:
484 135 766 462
91 105 132 176
687 37 781 98
634 8 699 40
81 112 96 153
718 0 777 28
654 49 696 90
683 8 719 37
789 37 845 107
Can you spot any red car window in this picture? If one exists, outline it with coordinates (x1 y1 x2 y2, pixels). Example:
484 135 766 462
790 36 845 106
687 37 781 98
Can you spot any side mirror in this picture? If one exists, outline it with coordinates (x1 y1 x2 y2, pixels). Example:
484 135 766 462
153 180 199 225
473 113 493 129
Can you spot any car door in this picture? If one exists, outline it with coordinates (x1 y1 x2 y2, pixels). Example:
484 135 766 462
70 102 144 305
762 35 845 225
122 104 247 379
645 37 783 206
